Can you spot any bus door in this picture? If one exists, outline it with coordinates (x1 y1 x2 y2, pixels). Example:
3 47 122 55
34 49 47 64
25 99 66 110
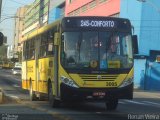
53 32 60 98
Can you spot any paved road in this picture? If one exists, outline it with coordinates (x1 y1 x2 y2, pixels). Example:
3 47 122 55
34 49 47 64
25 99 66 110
0 69 160 120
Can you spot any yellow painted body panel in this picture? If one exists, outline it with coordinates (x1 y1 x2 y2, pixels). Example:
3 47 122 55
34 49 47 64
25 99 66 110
2 63 14 69
69 74 127 88
22 61 27 89
27 60 36 80
22 79 27 89
22 57 54 94
22 57 133 97
38 57 54 93
108 61 120 68
59 64 133 88
27 60 36 91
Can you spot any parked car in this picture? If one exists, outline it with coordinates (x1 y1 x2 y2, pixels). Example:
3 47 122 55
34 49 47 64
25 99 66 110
12 67 21 75
14 62 22 68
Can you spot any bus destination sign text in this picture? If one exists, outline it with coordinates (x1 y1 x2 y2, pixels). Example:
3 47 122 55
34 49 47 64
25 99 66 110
80 20 115 28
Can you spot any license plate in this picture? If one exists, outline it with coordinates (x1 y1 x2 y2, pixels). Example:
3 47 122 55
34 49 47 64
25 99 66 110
93 92 106 96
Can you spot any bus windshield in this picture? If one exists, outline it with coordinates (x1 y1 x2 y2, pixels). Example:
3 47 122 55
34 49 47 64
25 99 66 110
61 31 133 71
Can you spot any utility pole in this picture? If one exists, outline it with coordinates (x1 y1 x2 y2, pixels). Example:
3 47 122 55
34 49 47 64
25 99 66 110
0 0 2 20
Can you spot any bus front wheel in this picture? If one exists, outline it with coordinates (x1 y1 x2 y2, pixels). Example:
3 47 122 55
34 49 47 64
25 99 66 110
105 98 118 111
48 83 60 107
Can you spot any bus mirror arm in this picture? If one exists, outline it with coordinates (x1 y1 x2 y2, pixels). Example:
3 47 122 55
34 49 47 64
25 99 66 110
132 35 139 54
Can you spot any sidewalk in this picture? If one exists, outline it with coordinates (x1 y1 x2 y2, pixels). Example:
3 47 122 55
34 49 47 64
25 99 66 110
134 89 160 99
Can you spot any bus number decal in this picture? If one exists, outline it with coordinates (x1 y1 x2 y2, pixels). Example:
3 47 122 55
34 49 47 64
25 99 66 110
106 82 117 87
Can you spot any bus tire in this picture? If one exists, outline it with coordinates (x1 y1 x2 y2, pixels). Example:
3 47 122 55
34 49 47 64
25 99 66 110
29 80 37 101
48 83 60 108
105 98 118 111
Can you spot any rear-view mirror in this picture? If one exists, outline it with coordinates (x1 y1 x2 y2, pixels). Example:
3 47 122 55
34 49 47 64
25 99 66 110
132 35 138 54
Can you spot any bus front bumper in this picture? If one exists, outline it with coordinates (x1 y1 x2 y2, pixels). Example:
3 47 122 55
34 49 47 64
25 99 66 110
60 83 133 101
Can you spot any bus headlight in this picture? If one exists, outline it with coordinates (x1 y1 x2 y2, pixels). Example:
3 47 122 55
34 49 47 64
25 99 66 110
60 76 79 88
118 78 133 88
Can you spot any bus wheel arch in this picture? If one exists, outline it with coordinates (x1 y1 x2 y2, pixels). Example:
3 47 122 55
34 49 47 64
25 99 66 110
48 79 60 107
29 78 37 101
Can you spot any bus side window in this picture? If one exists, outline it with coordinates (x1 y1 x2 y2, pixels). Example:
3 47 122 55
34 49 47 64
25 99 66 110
30 39 35 59
26 40 30 60
40 32 48 57
47 30 54 56
23 41 26 61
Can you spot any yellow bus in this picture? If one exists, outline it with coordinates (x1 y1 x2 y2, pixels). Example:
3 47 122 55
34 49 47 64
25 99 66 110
22 16 138 110
2 61 14 69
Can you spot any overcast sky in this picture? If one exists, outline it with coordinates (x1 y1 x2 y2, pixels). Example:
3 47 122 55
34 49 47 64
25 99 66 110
0 0 34 45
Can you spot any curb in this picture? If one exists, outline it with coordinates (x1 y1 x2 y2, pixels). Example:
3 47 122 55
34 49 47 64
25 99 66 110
3 94 21 104
0 88 21 104
134 89 160 93
2 92 72 120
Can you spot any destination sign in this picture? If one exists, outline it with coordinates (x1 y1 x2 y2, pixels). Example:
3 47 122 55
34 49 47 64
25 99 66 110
79 20 116 28
62 17 131 31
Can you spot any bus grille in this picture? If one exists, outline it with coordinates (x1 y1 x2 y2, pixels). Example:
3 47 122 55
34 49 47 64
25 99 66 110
79 74 118 81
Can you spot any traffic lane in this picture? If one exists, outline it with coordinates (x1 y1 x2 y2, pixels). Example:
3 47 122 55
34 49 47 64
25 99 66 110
0 70 56 120
0 69 22 88
22 97 160 120
119 98 160 114
0 74 24 93
0 69 21 83
1 69 160 119
0 104 55 120
20 101 126 120
0 69 29 100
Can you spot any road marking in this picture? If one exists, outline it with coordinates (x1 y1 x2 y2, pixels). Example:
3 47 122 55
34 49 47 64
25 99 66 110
142 101 160 106
123 100 146 105
123 100 160 108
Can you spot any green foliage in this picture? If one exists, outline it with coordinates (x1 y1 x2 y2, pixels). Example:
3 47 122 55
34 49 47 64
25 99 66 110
0 45 8 61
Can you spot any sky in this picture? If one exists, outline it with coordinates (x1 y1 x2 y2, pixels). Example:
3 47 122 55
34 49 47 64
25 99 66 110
0 0 34 45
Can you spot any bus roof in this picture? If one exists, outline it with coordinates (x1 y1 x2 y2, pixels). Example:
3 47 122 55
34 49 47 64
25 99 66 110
22 19 61 42
22 16 132 41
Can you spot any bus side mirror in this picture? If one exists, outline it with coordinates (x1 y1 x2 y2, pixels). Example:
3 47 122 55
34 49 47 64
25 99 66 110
132 35 138 54
54 32 60 46
0 32 4 46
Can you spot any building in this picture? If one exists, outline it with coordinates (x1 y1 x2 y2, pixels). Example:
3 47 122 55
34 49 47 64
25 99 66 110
0 45 8 61
65 0 120 17
48 0 65 24
7 45 14 59
13 6 29 54
22 0 50 37
120 0 160 91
